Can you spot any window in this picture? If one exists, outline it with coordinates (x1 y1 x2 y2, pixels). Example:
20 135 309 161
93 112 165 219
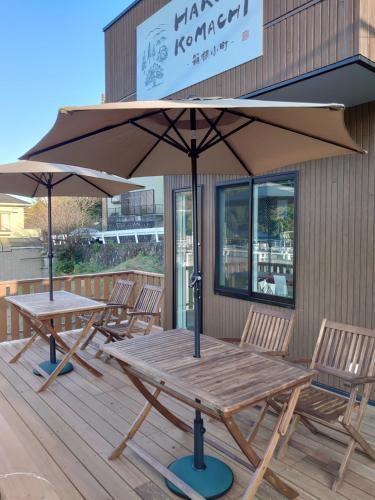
0 213 10 232
215 173 297 307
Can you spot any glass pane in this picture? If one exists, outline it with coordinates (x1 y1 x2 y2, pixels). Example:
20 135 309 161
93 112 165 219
217 184 249 291
174 190 201 330
252 178 295 299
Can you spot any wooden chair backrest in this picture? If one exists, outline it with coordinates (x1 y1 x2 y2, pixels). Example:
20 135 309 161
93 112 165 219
108 279 134 305
240 304 295 353
134 284 164 314
311 319 375 380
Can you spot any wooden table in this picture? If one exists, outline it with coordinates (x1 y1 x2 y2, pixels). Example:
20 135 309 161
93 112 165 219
103 329 316 500
6 291 104 392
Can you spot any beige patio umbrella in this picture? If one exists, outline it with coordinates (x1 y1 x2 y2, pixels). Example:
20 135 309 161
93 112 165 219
0 160 143 374
21 97 364 496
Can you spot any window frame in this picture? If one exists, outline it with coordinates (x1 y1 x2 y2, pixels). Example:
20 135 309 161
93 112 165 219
214 171 298 308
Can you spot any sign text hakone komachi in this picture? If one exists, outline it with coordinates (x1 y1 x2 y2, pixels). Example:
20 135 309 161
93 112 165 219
174 0 249 56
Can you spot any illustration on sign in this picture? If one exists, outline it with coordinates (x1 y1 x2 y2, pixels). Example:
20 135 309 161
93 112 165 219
137 0 263 100
141 26 169 89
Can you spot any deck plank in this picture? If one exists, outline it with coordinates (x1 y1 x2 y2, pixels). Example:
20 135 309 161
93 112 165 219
0 333 374 499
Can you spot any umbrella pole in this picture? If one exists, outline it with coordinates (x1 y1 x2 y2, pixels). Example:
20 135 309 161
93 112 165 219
47 180 54 303
166 109 233 499
47 179 57 365
190 109 205 471
34 178 74 377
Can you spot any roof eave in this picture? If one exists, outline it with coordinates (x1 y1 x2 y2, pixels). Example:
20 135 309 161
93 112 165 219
103 0 142 32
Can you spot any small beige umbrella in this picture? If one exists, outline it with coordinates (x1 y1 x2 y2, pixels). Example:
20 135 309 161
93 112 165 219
0 160 143 374
21 97 364 496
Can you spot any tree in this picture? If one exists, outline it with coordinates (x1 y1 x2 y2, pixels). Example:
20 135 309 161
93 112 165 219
25 197 100 238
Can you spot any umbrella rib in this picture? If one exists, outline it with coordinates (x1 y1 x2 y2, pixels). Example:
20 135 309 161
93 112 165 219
197 110 225 150
161 110 190 150
23 172 44 183
21 173 46 197
127 109 187 178
129 120 189 154
199 114 256 152
224 109 362 154
24 109 167 159
51 173 75 187
74 174 112 197
197 109 253 176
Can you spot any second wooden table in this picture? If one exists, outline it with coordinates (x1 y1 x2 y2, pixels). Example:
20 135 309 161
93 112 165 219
6 291 105 392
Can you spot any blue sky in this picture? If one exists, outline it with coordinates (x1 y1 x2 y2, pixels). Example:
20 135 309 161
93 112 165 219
0 0 133 164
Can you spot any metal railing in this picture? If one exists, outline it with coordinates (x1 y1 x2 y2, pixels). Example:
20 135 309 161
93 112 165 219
0 270 165 342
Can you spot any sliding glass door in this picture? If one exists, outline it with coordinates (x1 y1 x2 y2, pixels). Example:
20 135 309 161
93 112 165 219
174 188 202 330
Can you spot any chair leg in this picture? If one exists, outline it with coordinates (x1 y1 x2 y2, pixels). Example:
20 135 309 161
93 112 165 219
95 335 112 359
80 326 98 351
341 421 375 461
276 414 300 460
332 437 357 492
247 402 268 443
144 316 156 335
124 316 137 337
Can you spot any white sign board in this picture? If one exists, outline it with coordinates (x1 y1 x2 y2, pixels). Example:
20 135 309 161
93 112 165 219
136 0 263 100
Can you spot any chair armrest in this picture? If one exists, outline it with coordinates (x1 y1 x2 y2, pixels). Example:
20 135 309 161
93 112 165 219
105 303 130 308
346 375 375 386
285 356 312 366
128 311 160 317
265 350 288 357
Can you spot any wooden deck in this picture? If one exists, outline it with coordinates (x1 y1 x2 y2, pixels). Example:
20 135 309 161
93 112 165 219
0 331 374 500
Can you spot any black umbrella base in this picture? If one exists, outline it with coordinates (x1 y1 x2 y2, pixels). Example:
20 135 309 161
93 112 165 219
33 360 74 376
166 455 234 499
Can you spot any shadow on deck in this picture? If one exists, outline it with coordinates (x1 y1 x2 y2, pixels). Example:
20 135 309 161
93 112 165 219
0 331 374 500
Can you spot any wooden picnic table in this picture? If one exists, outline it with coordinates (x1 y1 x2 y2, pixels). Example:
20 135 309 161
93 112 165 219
6 291 105 392
103 329 316 499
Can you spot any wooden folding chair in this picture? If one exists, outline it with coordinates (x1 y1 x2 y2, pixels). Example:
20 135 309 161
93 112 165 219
223 304 295 358
80 279 134 351
96 284 164 356
275 319 375 491
220 305 295 441
239 304 295 357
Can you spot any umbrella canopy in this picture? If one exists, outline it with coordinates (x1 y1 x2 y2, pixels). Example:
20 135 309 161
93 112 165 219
0 160 144 197
21 97 364 493
21 98 364 177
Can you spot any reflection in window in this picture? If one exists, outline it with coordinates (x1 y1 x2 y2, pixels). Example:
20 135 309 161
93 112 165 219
174 189 201 330
217 184 249 291
252 179 295 299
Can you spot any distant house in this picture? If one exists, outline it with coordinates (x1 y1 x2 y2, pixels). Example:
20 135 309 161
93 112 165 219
0 194 38 238
106 177 164 231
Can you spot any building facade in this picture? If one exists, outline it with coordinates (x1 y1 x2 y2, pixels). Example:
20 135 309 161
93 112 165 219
104 0 375 390
0 194 38 238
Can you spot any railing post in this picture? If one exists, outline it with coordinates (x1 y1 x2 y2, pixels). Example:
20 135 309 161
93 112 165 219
0 283 7 341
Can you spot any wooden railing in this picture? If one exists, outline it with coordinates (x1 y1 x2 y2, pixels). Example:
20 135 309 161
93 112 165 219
0 270 165 342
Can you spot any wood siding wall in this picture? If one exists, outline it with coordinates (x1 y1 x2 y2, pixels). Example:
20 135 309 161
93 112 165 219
164 102 375 390
105 0 367 102
359 0 375 61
